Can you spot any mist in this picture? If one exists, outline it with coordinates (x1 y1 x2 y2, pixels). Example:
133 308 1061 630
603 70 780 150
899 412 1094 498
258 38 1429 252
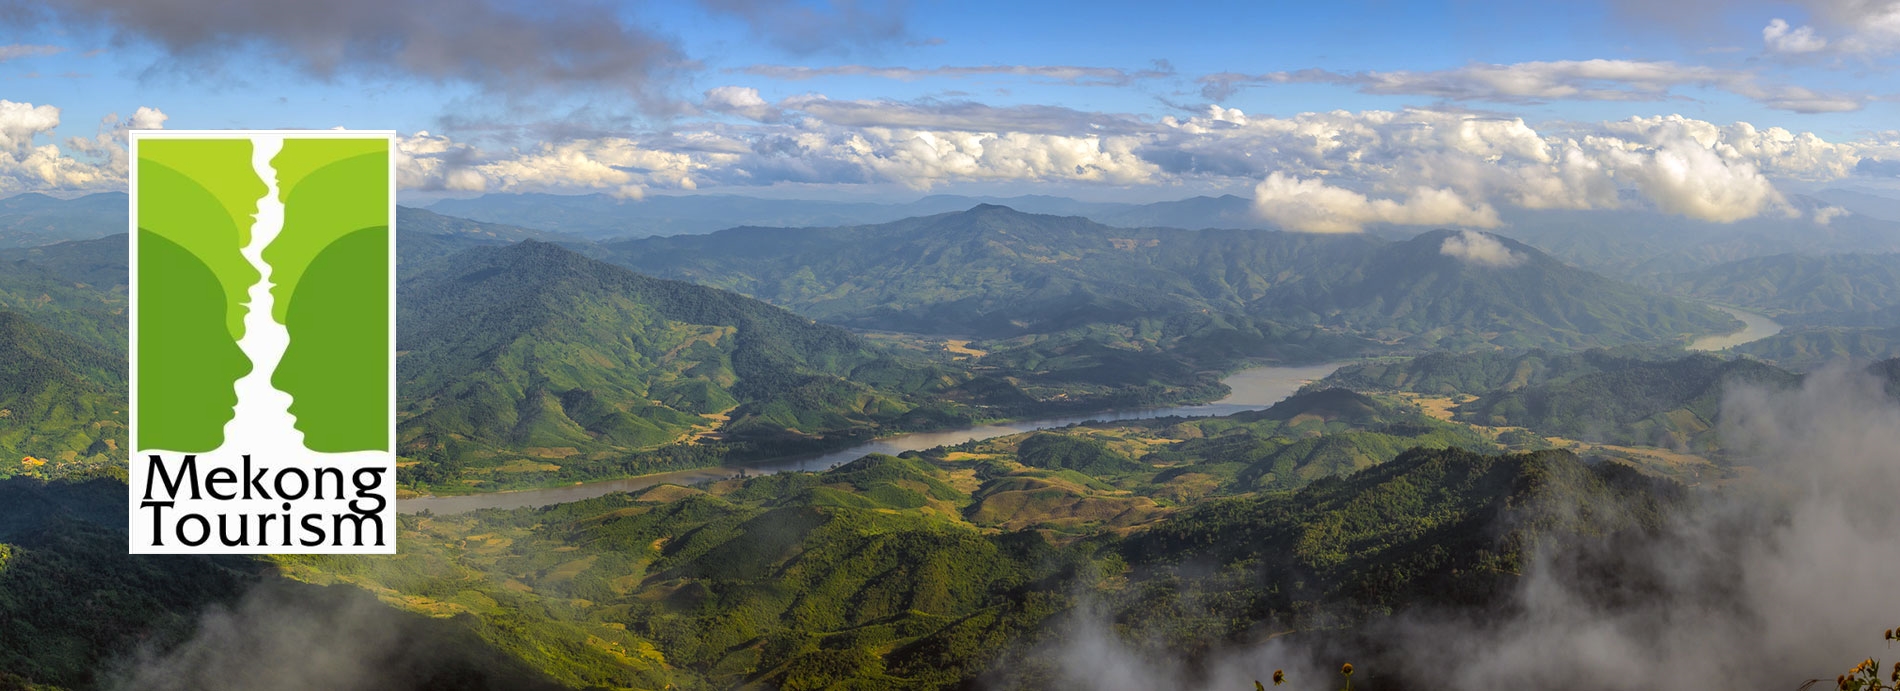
1040 363 1900 690
105 579 561 691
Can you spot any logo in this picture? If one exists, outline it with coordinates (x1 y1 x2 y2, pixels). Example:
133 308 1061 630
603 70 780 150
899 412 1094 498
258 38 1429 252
129 131 396 554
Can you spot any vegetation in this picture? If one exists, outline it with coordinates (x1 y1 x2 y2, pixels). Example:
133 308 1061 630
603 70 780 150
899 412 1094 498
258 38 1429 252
1324 349 1803 450
0 236 126 355
0 477 574 691
0 311 123 479
596 206 1732 355
1661 252 1900 321
0 193 124 250
269 406 1648 690
396 241 1001 492
1735 326 1900 371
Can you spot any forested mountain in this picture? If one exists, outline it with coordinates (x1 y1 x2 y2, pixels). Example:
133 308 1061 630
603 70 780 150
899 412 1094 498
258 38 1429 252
396 241 982 483
0 193 124 249
276 442 1674 690
594 205 1733 352
0 310 123 475
0 477 571 690
1324 350 1804 450
1488 201 1900 278
0 235 126 353
1733 325 1900 370
396 206 571 243
1661 252 1900 320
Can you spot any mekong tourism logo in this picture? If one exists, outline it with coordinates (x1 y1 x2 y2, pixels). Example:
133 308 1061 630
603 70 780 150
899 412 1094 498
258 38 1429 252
129 131 396 554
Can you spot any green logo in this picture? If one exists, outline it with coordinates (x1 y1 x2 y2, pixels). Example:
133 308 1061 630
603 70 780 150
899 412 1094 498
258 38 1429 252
132 133 392 454
130 131 396 554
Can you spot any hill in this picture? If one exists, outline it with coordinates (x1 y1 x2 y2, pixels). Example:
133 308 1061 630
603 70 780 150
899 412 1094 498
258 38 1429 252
595 206 1733 353
1272 229 1733 349
0 192 124 249
0 235 127 353
0 478 571 690
1661 252 1900 321
0 311 123 476
1732 325 1900 370
272 443 1676 690
396 241 981 487
1324 350 1802 450
1489 202 1900 279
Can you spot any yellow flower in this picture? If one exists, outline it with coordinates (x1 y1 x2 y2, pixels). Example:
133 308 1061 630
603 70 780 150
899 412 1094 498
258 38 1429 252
1273 669 1286 686
1341 663 1355 677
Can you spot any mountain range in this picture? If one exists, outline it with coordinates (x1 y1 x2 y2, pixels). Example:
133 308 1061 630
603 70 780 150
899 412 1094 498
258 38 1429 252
397 240 983 483
593 205 1736 352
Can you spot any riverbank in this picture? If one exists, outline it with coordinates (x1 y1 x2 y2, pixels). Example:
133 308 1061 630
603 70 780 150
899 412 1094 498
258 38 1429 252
1687 304 1784 352
400 361 1345 515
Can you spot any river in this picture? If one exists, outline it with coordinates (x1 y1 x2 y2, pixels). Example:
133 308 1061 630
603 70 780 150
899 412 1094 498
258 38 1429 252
400 361 1345 515
1687 305 1783 352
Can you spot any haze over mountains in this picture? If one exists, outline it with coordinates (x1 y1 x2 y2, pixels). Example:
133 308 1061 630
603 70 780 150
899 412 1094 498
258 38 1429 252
595 205 1735 352
1 187 1898 689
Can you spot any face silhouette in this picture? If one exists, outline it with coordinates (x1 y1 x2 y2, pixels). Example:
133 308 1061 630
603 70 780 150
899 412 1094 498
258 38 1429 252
137 230 252 452
135 140 264 454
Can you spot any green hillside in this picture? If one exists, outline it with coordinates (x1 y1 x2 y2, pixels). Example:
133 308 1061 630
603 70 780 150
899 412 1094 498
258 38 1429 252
397 241 982 488
0 478 571 690
0 311 123 478
1733 325 1900 370
0 235 126 354
1661 252 1900 321
0 193 124 249
274 442 1672 690
1325 350 1802 450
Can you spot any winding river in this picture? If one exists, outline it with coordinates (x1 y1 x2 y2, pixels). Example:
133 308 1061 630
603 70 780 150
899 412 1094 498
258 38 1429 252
402 305 1780 516
1687 305 1783 352
400 362 1344 515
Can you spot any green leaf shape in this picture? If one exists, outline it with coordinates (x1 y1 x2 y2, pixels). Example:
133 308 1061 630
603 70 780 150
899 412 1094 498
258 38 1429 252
136 230 251 452
276 226 388 452
264 139 387 324
136 140 263 340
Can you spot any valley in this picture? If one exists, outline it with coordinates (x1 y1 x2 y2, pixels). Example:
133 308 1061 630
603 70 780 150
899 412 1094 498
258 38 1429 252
0 191 1893 691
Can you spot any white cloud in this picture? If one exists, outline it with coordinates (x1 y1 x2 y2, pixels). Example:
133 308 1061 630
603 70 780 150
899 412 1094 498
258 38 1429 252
1764 18 1831 53
11 93 1886 237
0 100 151 194
1761 1 1900 56
702 86 779 122
1813 205 1851 224
1252 173 1501 233
1198 59 1867 114
1439 230 1526 267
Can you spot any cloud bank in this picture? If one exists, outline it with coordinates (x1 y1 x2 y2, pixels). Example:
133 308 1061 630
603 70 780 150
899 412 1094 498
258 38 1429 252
18 90 1896 234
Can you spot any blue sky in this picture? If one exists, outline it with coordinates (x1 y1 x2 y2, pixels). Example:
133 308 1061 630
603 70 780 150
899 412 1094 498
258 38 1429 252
2 0 1897 226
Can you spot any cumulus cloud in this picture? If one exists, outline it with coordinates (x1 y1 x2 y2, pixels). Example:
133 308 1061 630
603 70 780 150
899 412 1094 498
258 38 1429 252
1253 173 1500 233
15 87 1877 231
386 102 1878 226
1198 60 1867 114
1439 230 1526 267
0 100 158 194
1764 18 1832 53
1760 1 1900 57
702 86 780 122
2 0 686 102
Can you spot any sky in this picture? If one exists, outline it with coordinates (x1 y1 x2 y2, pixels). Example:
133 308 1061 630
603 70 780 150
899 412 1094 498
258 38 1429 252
2 0 1899 231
